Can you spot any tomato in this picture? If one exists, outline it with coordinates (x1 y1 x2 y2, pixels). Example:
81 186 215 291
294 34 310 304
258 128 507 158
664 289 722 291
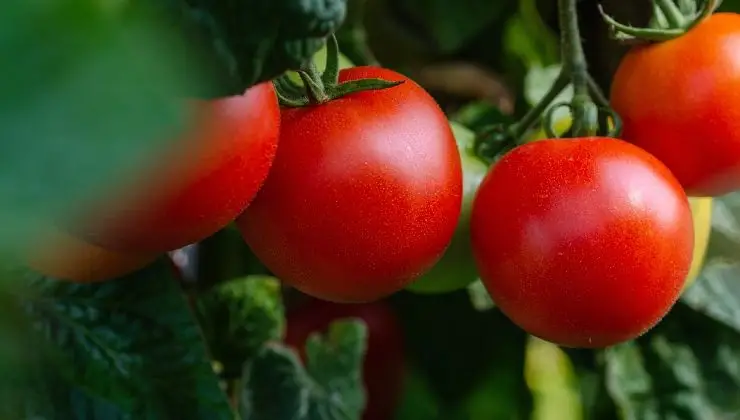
25 226 158 282
471 137 694 348
283 298 405 420
610 13 740 197
236 66 463 303
406 121 487 294
70 82 281 254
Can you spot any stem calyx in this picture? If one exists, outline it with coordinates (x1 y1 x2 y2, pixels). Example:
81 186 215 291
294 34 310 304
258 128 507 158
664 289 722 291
273 35 402 108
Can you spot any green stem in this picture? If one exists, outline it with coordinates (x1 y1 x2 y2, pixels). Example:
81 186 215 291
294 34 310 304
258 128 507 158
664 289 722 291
655 0 687 28
558 0 597 137
508 70 570 141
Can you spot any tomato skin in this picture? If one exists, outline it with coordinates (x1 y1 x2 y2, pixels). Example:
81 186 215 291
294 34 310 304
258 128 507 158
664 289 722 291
283 299 405 420
73 82 280 254
471 138 694 348
406 121 487 293
611 13 740 197
236 66 463 303
25 226 158 282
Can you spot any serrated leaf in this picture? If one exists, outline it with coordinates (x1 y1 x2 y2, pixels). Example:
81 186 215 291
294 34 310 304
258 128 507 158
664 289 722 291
0 0 208 256
604 303 740 420
197 275 285 378
5 257 233 419
240 320 368 420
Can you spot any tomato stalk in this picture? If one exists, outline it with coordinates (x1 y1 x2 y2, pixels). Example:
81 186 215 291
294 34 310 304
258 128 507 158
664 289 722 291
273 35 402 107
599 0 722 42
473 0 621 162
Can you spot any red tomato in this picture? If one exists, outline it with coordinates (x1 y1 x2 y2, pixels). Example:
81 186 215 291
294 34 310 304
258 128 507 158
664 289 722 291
284 299 405 420
71 82 280 254
611 13 740 197
471 138 694 348
236 66 462 303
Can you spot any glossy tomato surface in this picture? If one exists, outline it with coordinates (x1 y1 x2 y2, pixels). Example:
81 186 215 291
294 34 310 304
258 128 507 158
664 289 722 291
407 121 487 294
611 13 740 197
471 137 694 348
73 82 280 254
237 66 462 303
284 299 405 420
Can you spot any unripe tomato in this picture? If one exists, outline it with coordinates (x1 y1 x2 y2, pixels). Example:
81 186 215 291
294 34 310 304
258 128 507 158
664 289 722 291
237 67 463 303
471 137 694 348
406 121 487 294
611 13 740 197
25 226 158 282
70 82 281 254
284 299 405 420
683 197 713 291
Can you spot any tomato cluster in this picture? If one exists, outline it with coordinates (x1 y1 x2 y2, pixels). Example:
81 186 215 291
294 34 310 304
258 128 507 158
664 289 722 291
27 21 728 352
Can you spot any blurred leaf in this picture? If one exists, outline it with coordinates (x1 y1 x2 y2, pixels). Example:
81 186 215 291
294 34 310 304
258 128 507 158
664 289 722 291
450 101 515 133
0 0 206 256
681 193 740 333
5 257 233 419
502 0 560 70
467 280 496 311
240 320 368 420
197 275 285 378
398 0 513 53
604 303 740 419
193 0 348 87
391 291 529 412
394 369 441 420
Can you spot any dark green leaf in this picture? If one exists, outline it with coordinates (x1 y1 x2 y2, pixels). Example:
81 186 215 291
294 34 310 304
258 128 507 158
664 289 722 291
5 257 233 419
604 303 740 419
240 320 368 420
197 275 285 378
191 0 348 87
0 0 208 255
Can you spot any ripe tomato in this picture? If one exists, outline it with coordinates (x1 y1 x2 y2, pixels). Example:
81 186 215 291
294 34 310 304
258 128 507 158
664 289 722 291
236 66 463 303
406 121 487 294
283 299 405 420
471 137 694 348
610 13 740 197
25 226 158 282
71 82 281 254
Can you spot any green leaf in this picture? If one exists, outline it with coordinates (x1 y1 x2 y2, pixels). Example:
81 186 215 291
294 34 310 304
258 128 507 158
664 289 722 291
197 275 285 378
604 303 740 419
0 0 208 256
193 0 348 87
523 64 573 122
240 320 368 420
450 101 515 133
502 0 560 70
680 192 740 333
5 257 233 419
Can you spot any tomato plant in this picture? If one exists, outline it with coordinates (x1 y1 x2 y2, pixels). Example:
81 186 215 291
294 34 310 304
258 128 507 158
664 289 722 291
471 137 694 348
610 13 740 197
284 298 405 420
237 66 463 303
70 82 281 254
406 121 488 294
